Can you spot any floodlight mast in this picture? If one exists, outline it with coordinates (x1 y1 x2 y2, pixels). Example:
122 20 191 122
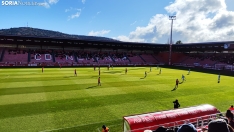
169 15 176 65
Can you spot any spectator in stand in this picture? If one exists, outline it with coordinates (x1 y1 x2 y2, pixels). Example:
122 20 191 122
144 130 153 132
226 110 234 129
173 99 180 109
102 125 109 132
177 123 197 132
174 127 179 132
208 119 229 132
220 117 234 132
153 126 166 132
229 105 234 111
165 129 174 132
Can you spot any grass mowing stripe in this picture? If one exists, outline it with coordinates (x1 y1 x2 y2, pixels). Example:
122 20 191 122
39 120 121 132
0 88 231 119
0 67 233 132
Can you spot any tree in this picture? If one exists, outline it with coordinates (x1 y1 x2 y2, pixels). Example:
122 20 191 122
176 40 182 44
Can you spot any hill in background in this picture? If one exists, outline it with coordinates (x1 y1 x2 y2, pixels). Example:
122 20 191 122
0 27 119 42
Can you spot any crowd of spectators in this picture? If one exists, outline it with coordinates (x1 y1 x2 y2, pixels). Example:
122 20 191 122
8 49 27 54
184 53 234 66
111 52 128 61
94 52 110 61
142 105 234 132
74 51 94 60
54 50 73 59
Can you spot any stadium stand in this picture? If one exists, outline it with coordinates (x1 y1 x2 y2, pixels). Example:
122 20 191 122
128 53 145 64
111 52 130 64
74 50 96 65
54 50 75 64
0 27 234 70
140 54 159 64
2 48 28 65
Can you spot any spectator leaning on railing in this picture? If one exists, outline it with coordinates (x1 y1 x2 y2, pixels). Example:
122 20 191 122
226 110 234 129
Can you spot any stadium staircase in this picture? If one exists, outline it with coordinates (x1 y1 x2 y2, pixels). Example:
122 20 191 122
139 54 146 62
27 49 30 62
109 53 115 62
179 56 190 63
73 51 78 62
125 53 131 63
0 48 5 62
93 55 98 62
151 54 160 63
52 50 55 62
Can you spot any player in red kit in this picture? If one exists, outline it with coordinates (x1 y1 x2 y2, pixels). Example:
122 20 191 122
98 77 101 86
74 69 77 76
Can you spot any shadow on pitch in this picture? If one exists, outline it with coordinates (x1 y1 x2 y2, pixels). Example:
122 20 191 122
103 71 122 74
91 76 98 78
130 67 146 70
171 87 177 91
63 76 76 78
86 85 98 89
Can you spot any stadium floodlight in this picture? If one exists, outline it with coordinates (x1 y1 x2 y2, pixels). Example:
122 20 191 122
168 15 176 65
169 15 176 45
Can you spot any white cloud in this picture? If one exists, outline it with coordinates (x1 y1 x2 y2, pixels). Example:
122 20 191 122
66 8 82 21
48 0 59 4
113 35 145 42
115 0 234 43
65 7 73 12
130 21 137 26
40 1 50 8
40 0 58 8
82 0 86 4
88 30 111 36
68 12 81 20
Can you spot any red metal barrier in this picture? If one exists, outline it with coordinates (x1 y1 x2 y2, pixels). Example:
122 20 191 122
123 104 220 132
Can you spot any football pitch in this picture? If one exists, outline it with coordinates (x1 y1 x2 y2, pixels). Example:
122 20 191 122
0 67 233 132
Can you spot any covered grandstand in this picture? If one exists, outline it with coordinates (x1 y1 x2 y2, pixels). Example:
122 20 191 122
0 28 234 72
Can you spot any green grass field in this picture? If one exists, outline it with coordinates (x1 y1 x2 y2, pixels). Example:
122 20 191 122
0 67 233 132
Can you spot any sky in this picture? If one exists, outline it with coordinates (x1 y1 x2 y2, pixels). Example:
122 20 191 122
0 0 234 44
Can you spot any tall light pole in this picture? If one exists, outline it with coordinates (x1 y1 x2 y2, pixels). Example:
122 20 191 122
169 15 176 65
